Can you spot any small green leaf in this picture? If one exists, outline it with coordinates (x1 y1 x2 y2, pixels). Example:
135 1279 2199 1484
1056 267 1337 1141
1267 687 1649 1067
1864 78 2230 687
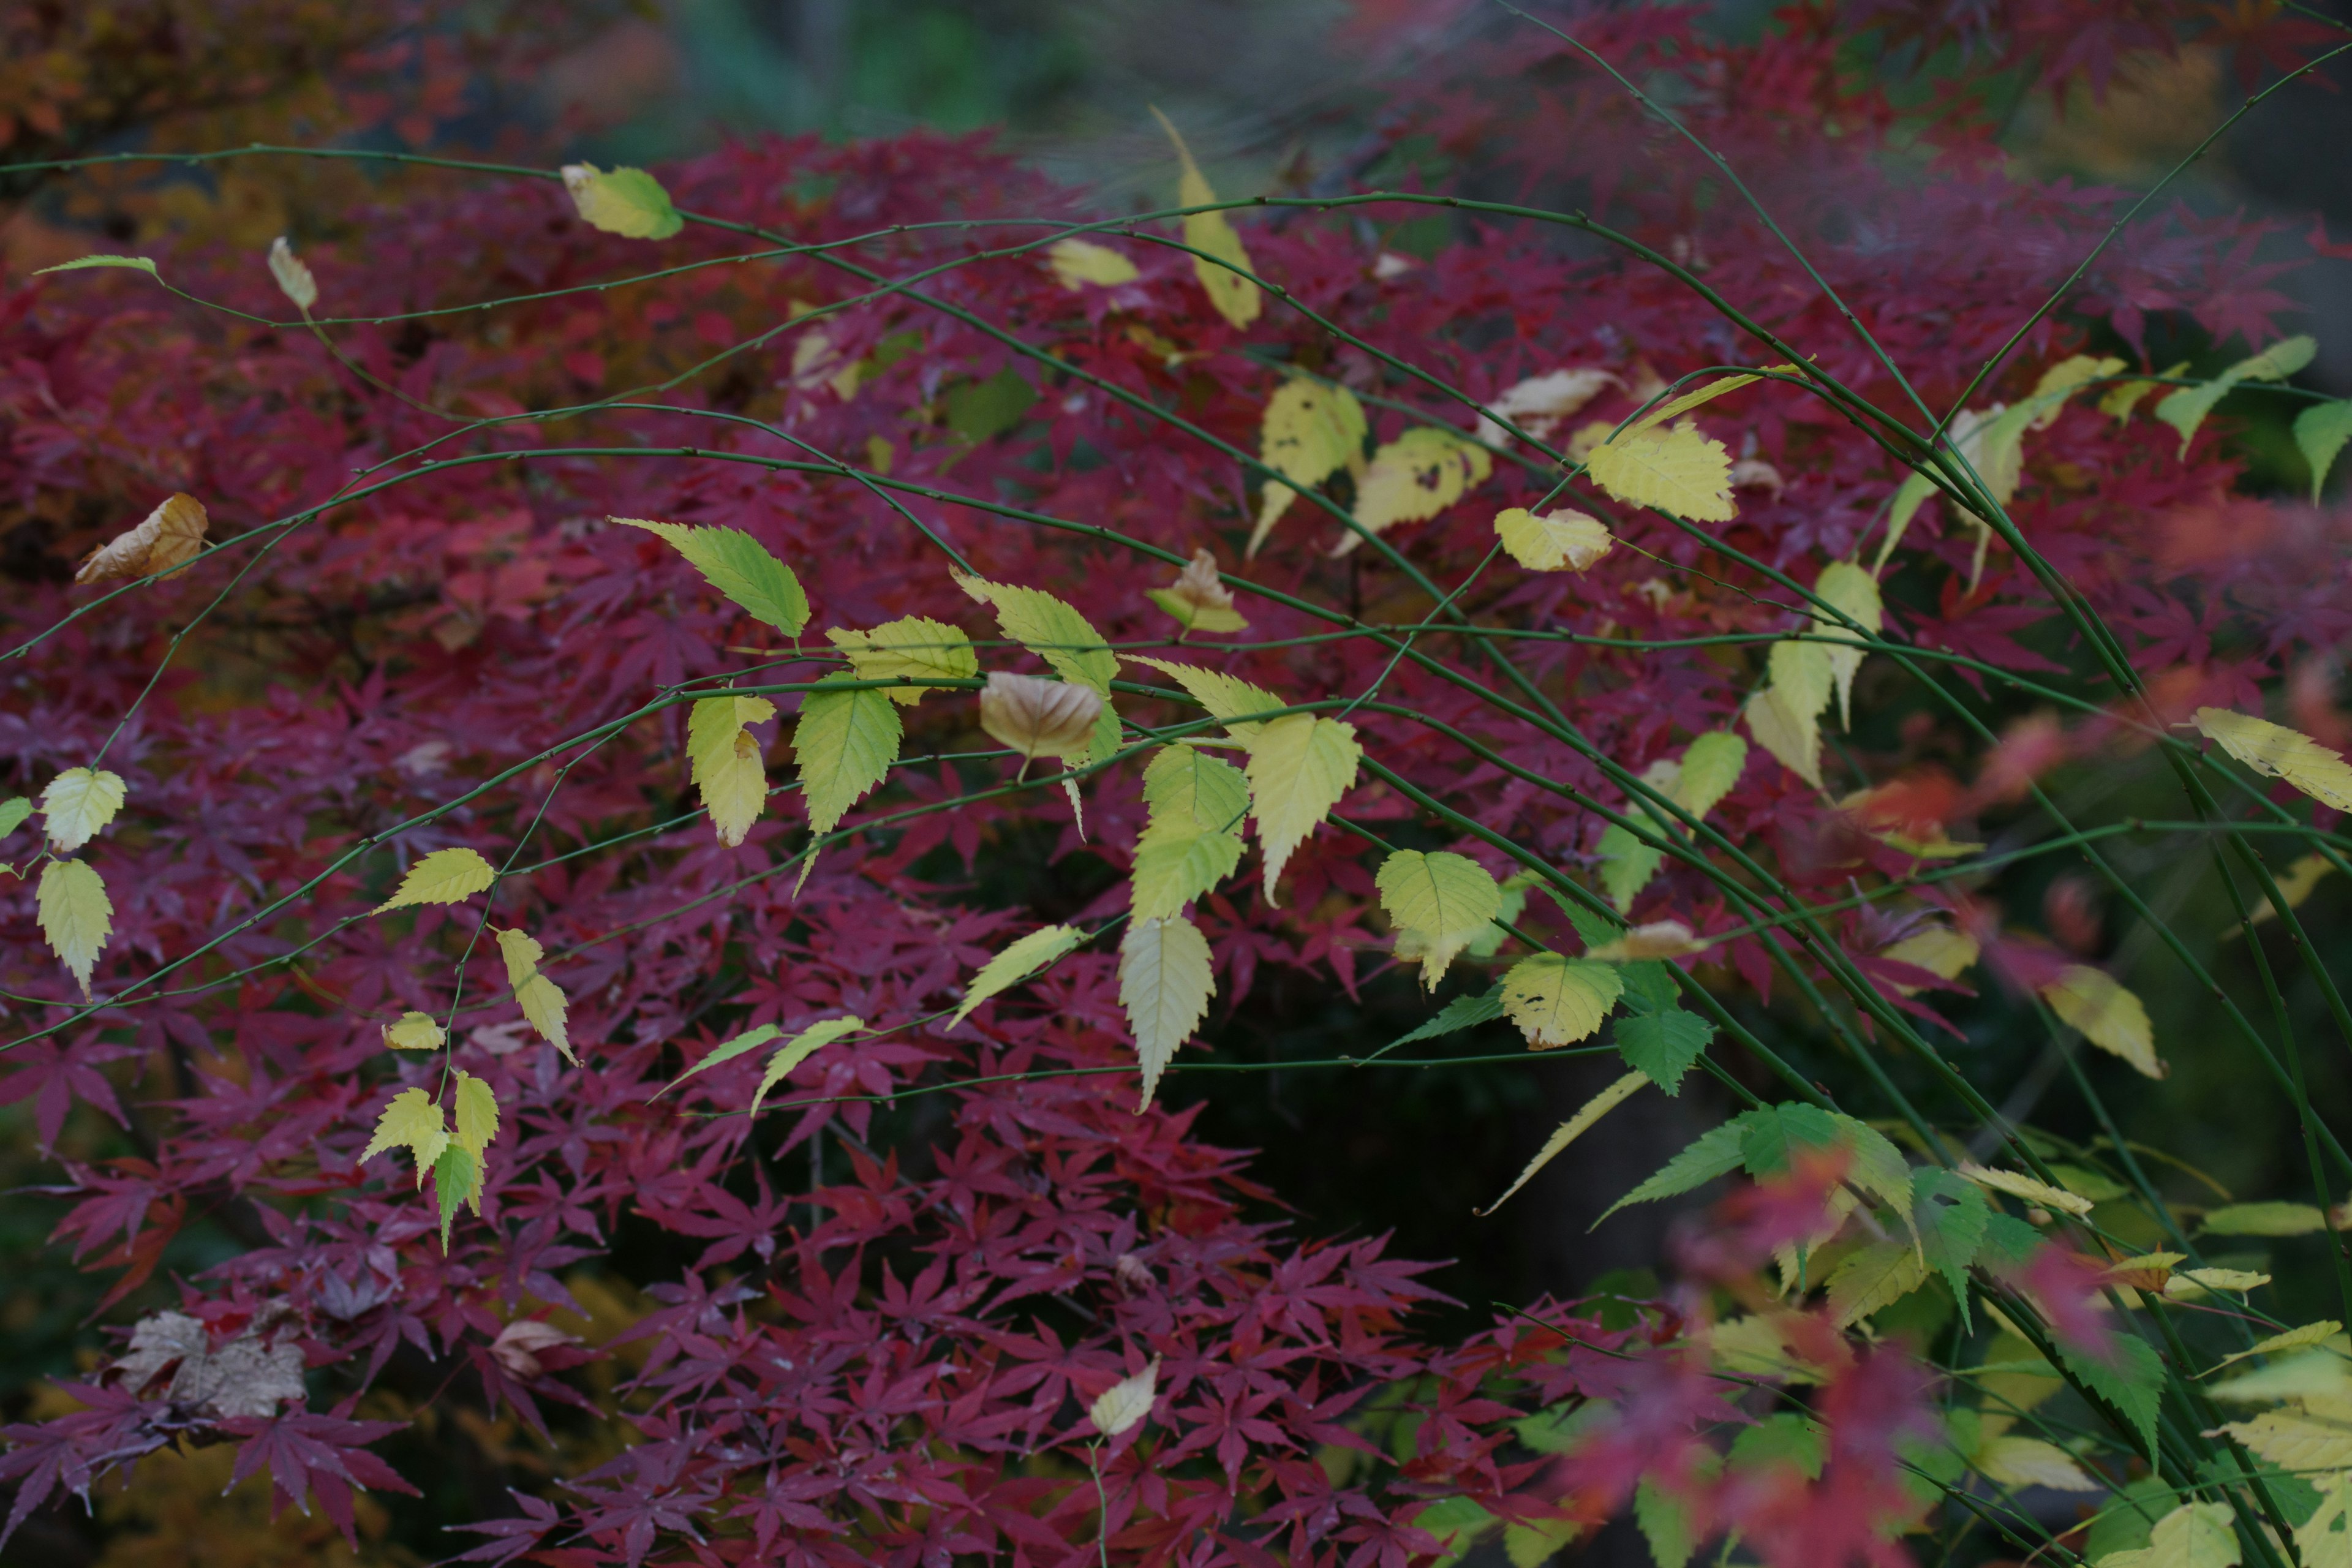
951 924 1087 1028
2295 400 2352 502
1384 985 1504 1050
1912 1166 1989 1325
432 1142 482 1250
1737 1101 1841 1176
34 255 160 279
1614 1010 1713 1093
2056 1332 2165 1460
614 518 809 635
791 674 904 840
662 1023 782 1095
748 1016 865 1118
0 797 32 840
561 163 684 239
1600 1118 1745 1224
1727 1412 1826 1478
943 369 1038 442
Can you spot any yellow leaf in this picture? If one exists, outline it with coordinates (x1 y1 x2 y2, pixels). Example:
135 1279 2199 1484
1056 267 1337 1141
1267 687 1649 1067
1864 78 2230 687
1709 1314 1826 1385
74 492 209 585
382 1011 445 1052
1088 1356 1161 1437
452 1071 499 1161
39 767 126 854
1152 109 1260 330
1676 731 1749 816
1954 1161 2094 1216
952 924 1088 1028
2215 1409 2352 1474
1597 734 1748 913
496 926 546 989
2157 336 2316 456
2201 1202 2327 1237
791 674 904 839
1500 952 1624 1049
37 859 112 999
2100 361 2189 421
2192 708 2352 812
2207 1321 2346 1375
1586 920 1708 962
1145 548 1248 633
1474 367 1621 449
360 1087 449 1188
560 163 683 239
1879 927 1978 993
979 673 1102 764
1119 914 1215 1108
266 235 317 311
373 846 496 914
1333 427 1492 555
1811 561 1882 730
2249 853 2333 927
1250 377 1368 555
1377 850 1503 989
687 693 774 848
1047 237 1139 289
1242 713 1361 904
2041 965 2164 1078
1131 745 1250 921
1495 507 1613 571
2100 1504 2242 1568
1626 364 1795 435
2294 1471 2352 1568
1583 420 1735 521
1826 1240 1928 1325
748 1016 865 1118
496 928 573 1063
1479 1069 1646 1215
1974 1435 2099 1491
1131 656 1286 740
2212 1349 2352 1406
1743 641 1833 790
826 617 977 703
2029 354 2124 428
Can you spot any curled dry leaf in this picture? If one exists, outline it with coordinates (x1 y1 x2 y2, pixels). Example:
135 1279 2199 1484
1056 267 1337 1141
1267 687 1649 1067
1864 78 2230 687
1586 920 1709 962
75 492 209 585
978 672 1102 764
112 1308 305 1420
1147 548 1247 632
1494 507 1612 571
1474 368 1621 449
267 235 317 311
490 1319 584 1380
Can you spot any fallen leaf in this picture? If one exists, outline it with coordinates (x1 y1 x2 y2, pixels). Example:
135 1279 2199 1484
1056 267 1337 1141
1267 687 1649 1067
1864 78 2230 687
75 493 210 584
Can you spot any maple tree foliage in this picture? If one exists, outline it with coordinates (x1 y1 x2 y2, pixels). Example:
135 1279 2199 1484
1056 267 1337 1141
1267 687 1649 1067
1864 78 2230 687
6 0 2352 1564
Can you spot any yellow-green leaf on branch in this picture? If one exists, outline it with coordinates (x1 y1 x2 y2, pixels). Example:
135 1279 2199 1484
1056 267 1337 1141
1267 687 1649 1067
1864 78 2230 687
792 674 904 838
361 1087 449 1188
1494 507 1613 571
1332 427 1491 555
1243 713 1360 905
40 767 126 853
1048 238 1139 289
1130 745 1250 921
453 1071 499 1161
37 859 113 999
1377 849 1502 990
2157 336 2315 456
2041 964 2163 1079
1152 108 1261 331
1250 377 1367 555
1811 562 1882 730
2294 399 2352 502
373 846 497 914
748 1016 865 1118
382 1011 446 1052
954 573 1121 761
1583 420 1735 521
2192 707 2352 812
1130 656 1286 741
561 164 684 240
1501 952 1624 1048
496 927 575 1063
614 518 808 636
1119 914 1215 1109
951 924 1088 1028
432 1143 481 1250
826 617 976 703
1479 1069 1647 1215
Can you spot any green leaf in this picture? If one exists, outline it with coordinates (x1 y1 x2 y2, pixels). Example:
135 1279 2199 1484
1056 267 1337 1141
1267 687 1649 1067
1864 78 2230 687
1912 1166 1989 1324
1130 657 1286 739
1501 952 1624 1048
2157 335 2316 456
1600 1118 1745 1224
0 797 29 839
1131 826 1244 922
1737 1101 1841 1176
1828 1112 1915 1219
1825 1239 1928 1326
2086 1479 2179 1563
452 1071 499 1161
951 924 1087 1028
1727 1412 1826 1478
1615 1010 1713 1093
1412 1496 1496 1568
614 518 809 636
1634 1461 1719 1568
2295 400 2352 502
1118 914 1215 1108
1384 985 1504 1050
662 1023 781 1094
432 1142 482 1250
825 617 976 703
791 674 903 838
1616 960 1681 1014
748 1016 865 1118
2057 1332 2166 1460
1131 744 1251 919
373 846 497 914
1243 714 1361 903
943 369 1038 442
1142 744 1251 831
1536 884 1620 950
1977 1211 2042 1270
561 163 683 239
34 255 160 279
37 858 113 999
39 767 127 853
1378 850 1503 990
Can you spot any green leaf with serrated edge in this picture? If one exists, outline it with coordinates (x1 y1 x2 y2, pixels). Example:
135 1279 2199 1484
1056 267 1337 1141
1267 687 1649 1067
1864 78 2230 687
791 674 903 839
2296 400 2352 502
1384 986 1504 1051
1912 1167 1989 1328
1977 1211 2041 1270
1377 850 1502 990
2086 1480 2179 1563
453 1071 499 1161
1244 713 1360 905
1501 952 1623 1048
1635 1461 1719 1568
1537 884 1619 951
1812 561 1883 730
1599 1117 1746 1224
661 1023 782 1095
361 1087 448 1186
1727 1412 1826 1478
2056 1332 2165 1460
37 859 113 999
2157 334 2316 456
40 767 127 853
951 924 1087 1028
748 1016 865 1118
1676 731 1749 815
0 797 28 839
433 1142 481 1250
382 1011 445 1052
1738 1102 1841 1175
1130 827 1244 922
1828 1113 1915 1221
824 617 975 704
1614 1011 1713 1093
496 927 546 990
514 973 572 1062
1826 1240 1928 1325
958 574 1121 761
614 519 808 635
1130 656 1286 741
1118 915 1215 1109
1141 744 1251 830
1616 960 1679 1014
35 255 160 279
1480 1069 1646 1215
374 846 496 914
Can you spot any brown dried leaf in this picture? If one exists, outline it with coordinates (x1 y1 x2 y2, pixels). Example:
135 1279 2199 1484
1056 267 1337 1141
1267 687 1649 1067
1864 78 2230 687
111 1308 304 1419
490 1318 584 1379
1586 920 1710 962
76 493 209 585
978 672 1102 763
1146 548 1248 632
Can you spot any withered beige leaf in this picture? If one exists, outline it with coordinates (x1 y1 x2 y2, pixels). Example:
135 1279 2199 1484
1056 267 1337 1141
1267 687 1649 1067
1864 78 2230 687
113 1308 305 1419
76 493 210 585
1146 548 1248 633
978 673 1103 764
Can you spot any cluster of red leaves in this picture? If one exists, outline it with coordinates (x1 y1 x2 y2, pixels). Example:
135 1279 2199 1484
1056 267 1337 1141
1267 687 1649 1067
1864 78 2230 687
0 1 2339 1561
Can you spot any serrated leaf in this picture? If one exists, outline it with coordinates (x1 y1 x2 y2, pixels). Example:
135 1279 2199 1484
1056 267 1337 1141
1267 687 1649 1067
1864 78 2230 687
2029 354 2125 424
1826 1239 1929 1325
1480 1069 1646 1215
382 1011 446 1052
1743 682 1824 788
662 1022 780 1095
37 859 112 999
687 693 777 847
1583 420 1735 521
748 1016 865 1118
40 767 127 854
1385 984 1504 1050
2041 965 2163 1079
432 1142 481 1250
1913 1166 1990 1318
2217 1408 2352 1474
1132 822 1245 923
1830 1112 1916 1220
1500 952 1624 1049
2157 336 2315 456
1614 1011 1713 1093
1089 1355 1161 1437
2294 399 2352 502
1243 714 1360 904
951 924 1087 1028
2192 707 2352 812
495 926 546 989
2206 1320 2345 1375
1131 656 1286 740
453 1071 499 1160
1496 507 1613 571
561 163 684 239
1956 1161 2094 1216
514 975 571 1063
2201 1201 2327 1236
1811 561 1882 730
1503 1511 1582 1568
826 616 976 703
1976 1435 2099 1491
1048 237 1138 288
2057 1332 2166 1460
35 254 161 279
374 846 497 914
1153 110 1260 331
1378 850 1502 990
1635 1476 1701 1568
1600 1118 1745 1223
2099 1504 2237 1568
1728 1411 1826 1477
1738 1102 1841 1175
1333 427 1492 554
1143 743 1250 831
361 1087 449 1186
2087 1480 2180 1562
1251 377 1368 554
2210 1349 2352 1405
614 518 809 635
2293 1473 2352 1568
1119 915 1214 1109
792 673 903 839
0 797 28 839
